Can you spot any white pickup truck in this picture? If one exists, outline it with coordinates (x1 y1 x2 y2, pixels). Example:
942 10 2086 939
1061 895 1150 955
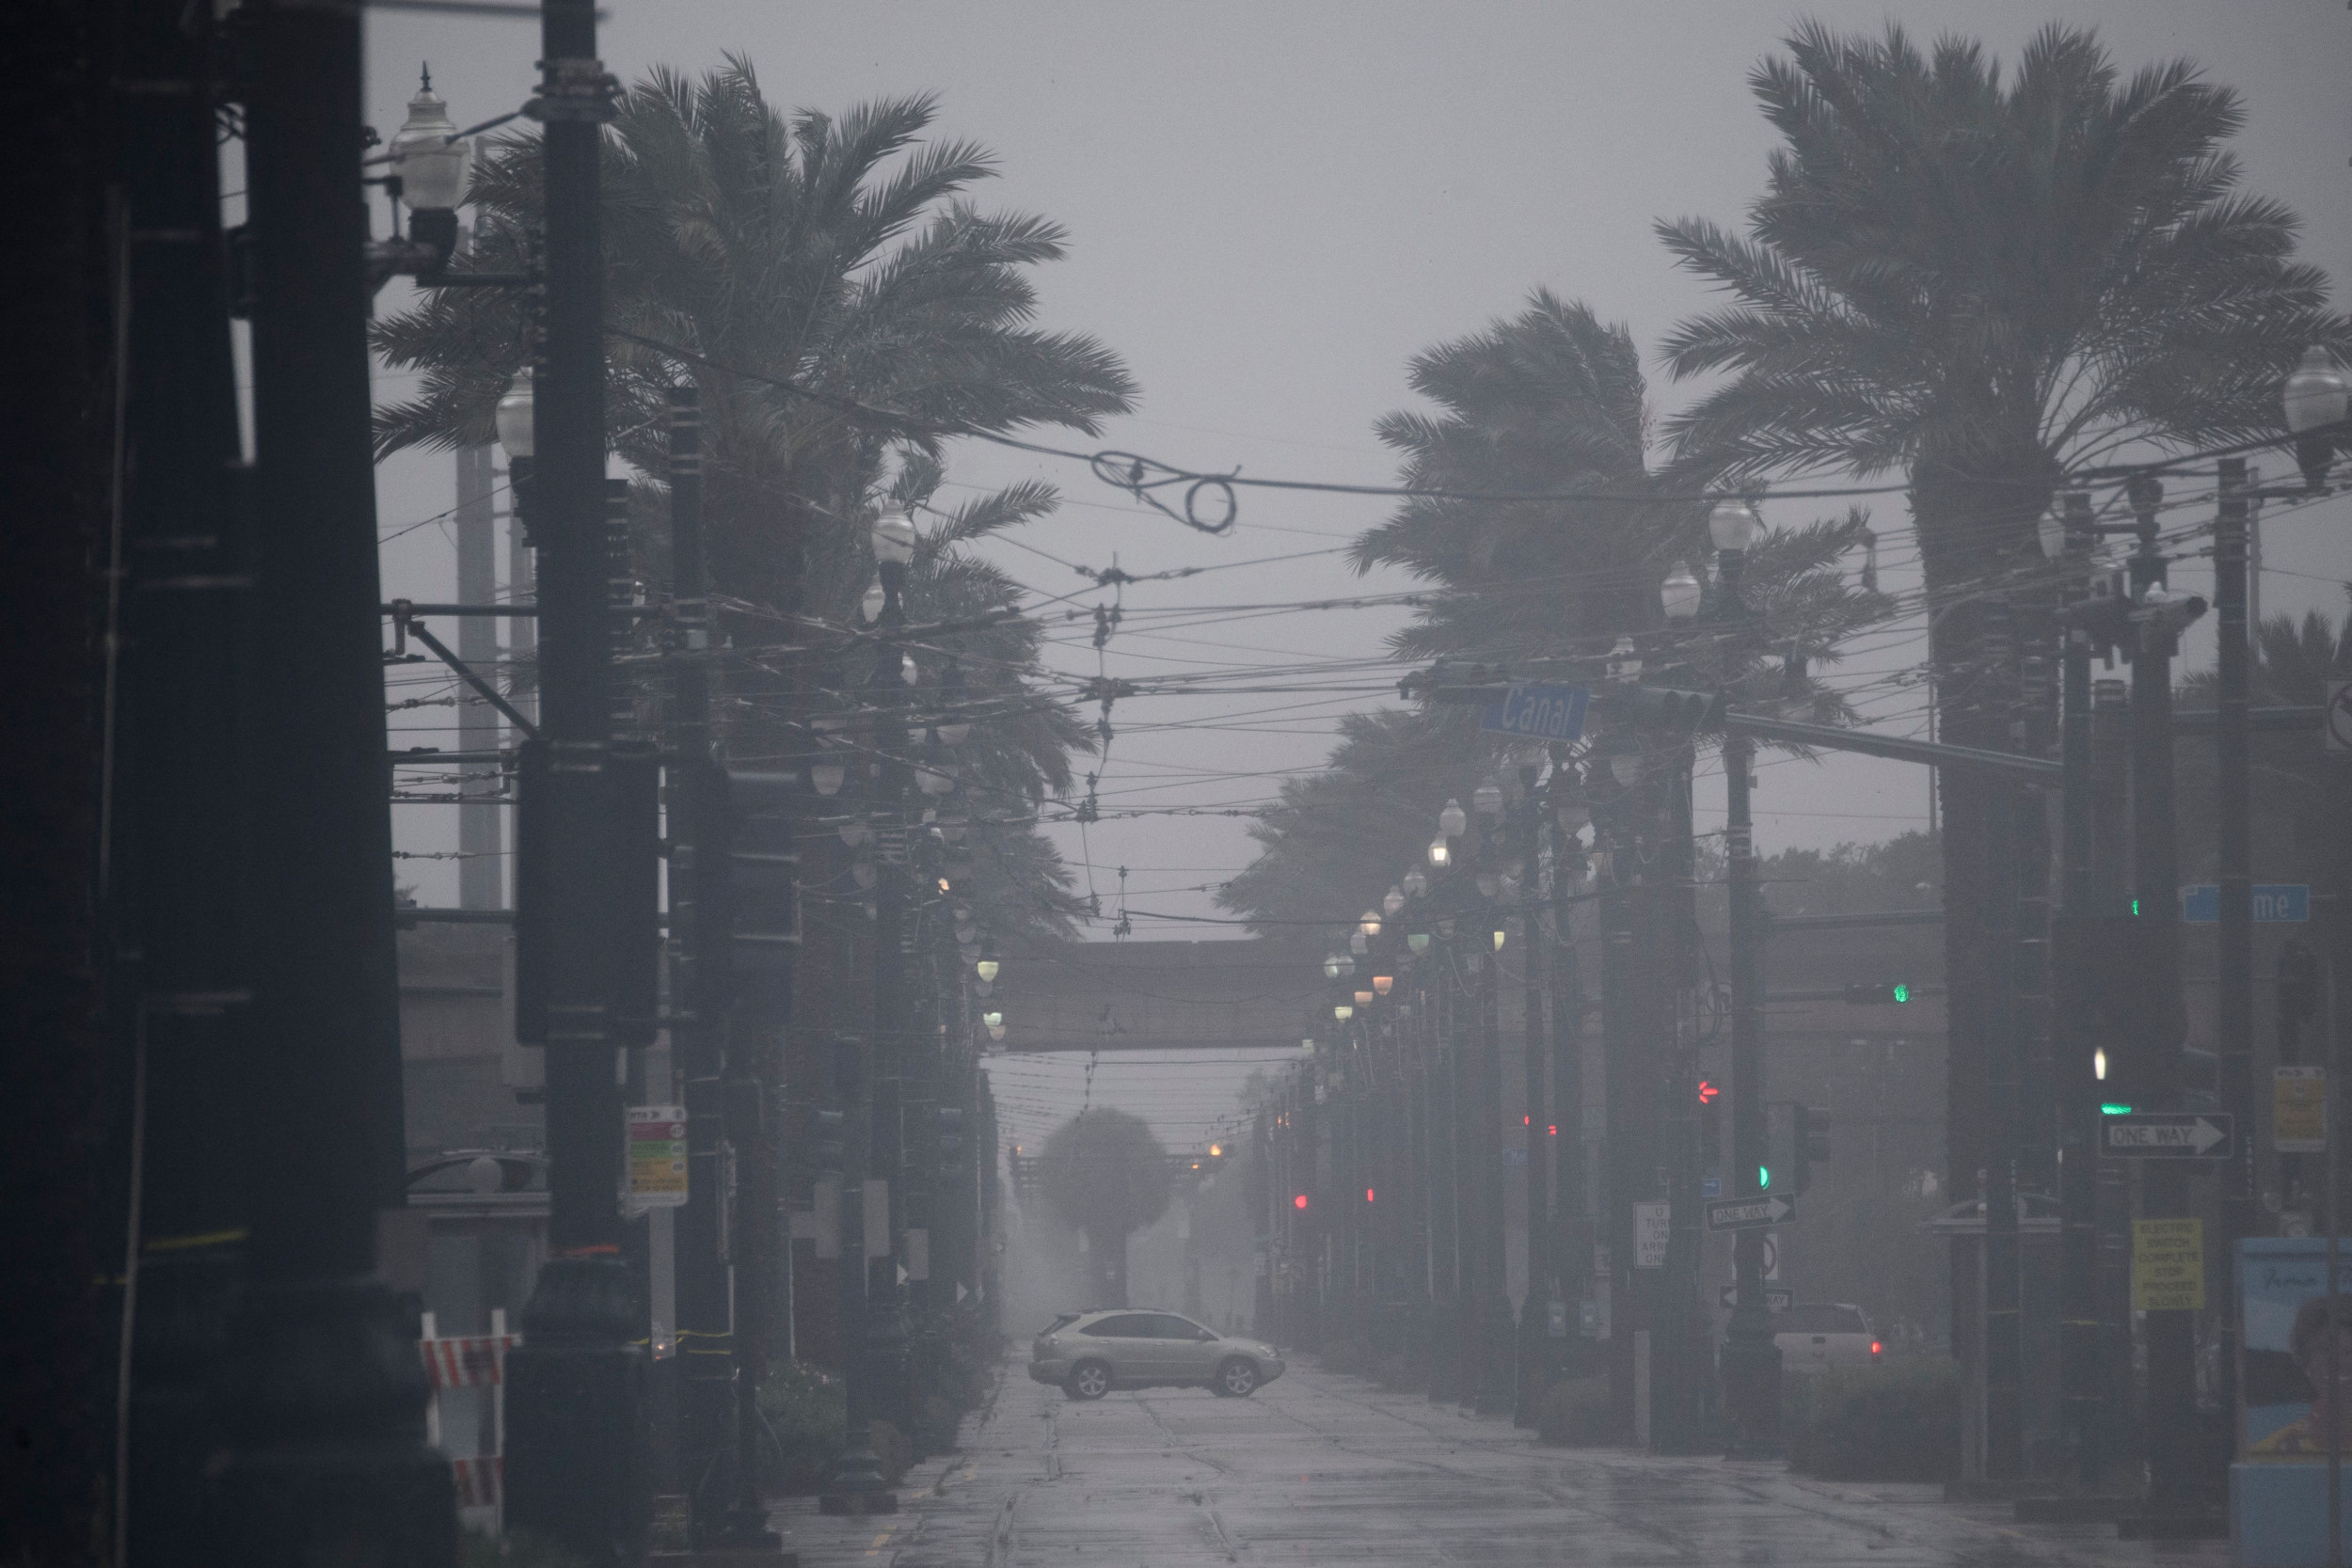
1772 1302 1881 1373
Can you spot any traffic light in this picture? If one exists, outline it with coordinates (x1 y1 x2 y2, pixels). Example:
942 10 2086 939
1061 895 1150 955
1842 981 1913 1005
934 1104 965 1163
807 1106 848 1173
2130 585 2207 646
1797 1103 1830 1194
722 769 800 999
1698 1079 1722 1171
2053 913 2183 1110
2280 941 2322 1037
513 737 661 1046
1292 1193 1310 1212
2055 577 2136 661
1763 1102 1828 1195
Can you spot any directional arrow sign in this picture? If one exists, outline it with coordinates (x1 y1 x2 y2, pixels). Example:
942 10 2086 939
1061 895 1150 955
2102 1113 2233 1160
1706 1194 1796 1231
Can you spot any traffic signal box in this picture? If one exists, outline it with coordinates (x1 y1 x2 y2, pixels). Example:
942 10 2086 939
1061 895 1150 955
514 737 661 1047
1763 1102 1830 1196
2052 913 2184 1112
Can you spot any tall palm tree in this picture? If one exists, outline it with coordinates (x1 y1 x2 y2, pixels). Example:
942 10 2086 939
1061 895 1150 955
1224 292 1886 933
373 58 1136 933
1653 21 2341 1199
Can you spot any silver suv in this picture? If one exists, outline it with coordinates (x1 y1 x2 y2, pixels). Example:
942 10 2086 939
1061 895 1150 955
1029 1309 1285 1400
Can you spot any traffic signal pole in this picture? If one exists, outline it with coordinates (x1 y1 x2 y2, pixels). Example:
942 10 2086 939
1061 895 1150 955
2213 459 2256 1432
502 2 650 1559
1517 767 1550 1427
2122 482 2207 1533
1722 731 1782 1456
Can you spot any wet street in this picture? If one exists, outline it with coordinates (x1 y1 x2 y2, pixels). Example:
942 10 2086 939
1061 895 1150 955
774 1356 2230 1568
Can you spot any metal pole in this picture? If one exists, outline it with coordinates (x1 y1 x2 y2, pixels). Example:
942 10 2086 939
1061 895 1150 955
1598 782 1637 1440
2215 459 2257 1433
501 3 648 1558
2054 493 2106 1488
2126 483 2197 1525
214 2 452 1560
1722 731 1782 1455
1476 886 1515 1415
1658 746 1705 1453
1980 600 2023 1482
1518 768 1549 1426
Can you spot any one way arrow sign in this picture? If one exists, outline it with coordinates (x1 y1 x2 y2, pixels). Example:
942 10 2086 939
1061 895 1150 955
2102 1113 2233 1160
1705 1194 1796 1231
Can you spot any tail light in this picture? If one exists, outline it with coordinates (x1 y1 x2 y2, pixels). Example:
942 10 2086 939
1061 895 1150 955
1870 1340 1883 1357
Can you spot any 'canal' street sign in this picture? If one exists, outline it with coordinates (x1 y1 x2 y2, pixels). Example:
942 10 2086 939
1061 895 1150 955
1705 1194 1796 1231
2101 1113 2233 1160
2179 883 2309 923
1481 682 1589 743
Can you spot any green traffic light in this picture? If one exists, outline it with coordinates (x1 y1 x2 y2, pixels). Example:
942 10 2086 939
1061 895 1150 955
2099 1102 2134 1116
1891 982 1910 1003
2130 898 2141 916
1758 1165 1770 1190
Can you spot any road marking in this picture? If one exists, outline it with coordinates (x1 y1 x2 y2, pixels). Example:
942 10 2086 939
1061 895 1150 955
864 1527 894 1557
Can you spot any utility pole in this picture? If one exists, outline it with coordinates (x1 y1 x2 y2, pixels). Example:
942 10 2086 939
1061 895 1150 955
501 1 652 1560
454 219 502 910
2052 491 2106 1487
2121 475 2208 1533
212 3 452 1562
1721 730 1782 1455
1655 745 1706 1453
1597 760 1638 1440
1547 774 1592 1392
1517 765 1550 1427
2213 458 2257 1432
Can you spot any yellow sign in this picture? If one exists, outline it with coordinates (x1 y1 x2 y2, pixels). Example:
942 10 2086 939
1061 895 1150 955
628 1104 689 1206
2132 1217 2203 1311
2275 1067 2328 1154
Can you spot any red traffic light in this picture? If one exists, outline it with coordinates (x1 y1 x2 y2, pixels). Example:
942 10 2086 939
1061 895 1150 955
1698 1079 1720 1105
1292 1193 1309 1211
1364 1187 1375 1204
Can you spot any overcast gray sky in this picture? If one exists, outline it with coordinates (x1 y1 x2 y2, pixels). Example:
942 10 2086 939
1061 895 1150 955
371 1 2352 944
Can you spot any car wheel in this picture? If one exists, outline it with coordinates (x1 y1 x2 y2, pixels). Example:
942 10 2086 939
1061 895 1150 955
1216 1357 1259 1398
1066 1360 1112 1401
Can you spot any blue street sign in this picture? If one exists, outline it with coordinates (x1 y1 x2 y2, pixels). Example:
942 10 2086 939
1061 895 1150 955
1481 682 1589 743
1702 1177 1722 1199
2179 884 2310 924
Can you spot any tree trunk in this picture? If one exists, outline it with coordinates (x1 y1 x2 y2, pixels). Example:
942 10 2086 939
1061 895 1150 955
1910 460 2058 1358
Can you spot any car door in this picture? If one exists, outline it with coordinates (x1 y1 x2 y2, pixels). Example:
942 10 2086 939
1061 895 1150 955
1142 1313 1218 1381
1075 1313 1154 1385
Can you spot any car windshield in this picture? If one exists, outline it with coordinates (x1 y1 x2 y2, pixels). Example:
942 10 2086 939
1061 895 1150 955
1777 1305 1869 1335
1040 1314 1080 1335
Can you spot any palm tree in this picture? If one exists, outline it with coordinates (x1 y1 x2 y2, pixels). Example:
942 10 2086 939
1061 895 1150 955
1224 292 1886 933
2176 604 2351 885
1652 21 2341 1199
373 58 1136 934
1038 1108 1173 1308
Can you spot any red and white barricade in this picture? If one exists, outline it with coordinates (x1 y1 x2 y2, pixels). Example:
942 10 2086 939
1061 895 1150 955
420 1312 517 1527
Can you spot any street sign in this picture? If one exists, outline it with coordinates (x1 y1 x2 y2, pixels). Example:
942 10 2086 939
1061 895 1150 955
626 1104 688 1207
2276 1067 2328 1153
1481 682 1589 743
2180 883 2310 923
1717 1285 1793 1311
2326 676 2352 753
1706 1194 1796 1231
1633 1201 1671 1268
2102 1113 2233 1159
1702 1176 1722 1199
2132 1217 2204 1311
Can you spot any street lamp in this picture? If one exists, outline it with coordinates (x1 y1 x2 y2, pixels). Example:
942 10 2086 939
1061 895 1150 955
2283 345 2351 492
1426 833 1451 868
1384 884 1406 918
1661 562 1703 623
1708 497 1760 612
1438 798 1467 838
1472 779 1503 821
975 943 1000 984
1324 950 1351 981
1605 635 1642 686
1406 928 1431 956
1372 973 1393 997
1402 867 1427 899
386 67 470 265
1333 1003 1355 1022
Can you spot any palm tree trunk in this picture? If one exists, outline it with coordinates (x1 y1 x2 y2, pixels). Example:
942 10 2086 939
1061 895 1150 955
1909 464 2055 1380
